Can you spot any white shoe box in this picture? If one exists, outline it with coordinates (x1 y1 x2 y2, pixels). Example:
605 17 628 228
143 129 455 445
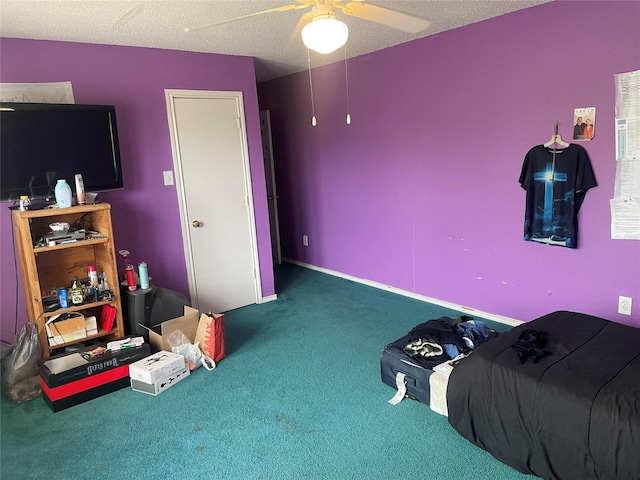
129 350 186 384
131 366 189 396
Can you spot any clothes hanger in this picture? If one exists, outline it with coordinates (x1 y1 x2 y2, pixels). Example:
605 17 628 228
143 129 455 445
543 121 570 148
543 122 568 183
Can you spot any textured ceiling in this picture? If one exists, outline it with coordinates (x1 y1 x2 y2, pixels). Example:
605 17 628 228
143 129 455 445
0 0 551 82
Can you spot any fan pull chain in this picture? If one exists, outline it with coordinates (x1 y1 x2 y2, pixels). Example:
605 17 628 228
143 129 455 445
344 45 351 125
307 48 317 127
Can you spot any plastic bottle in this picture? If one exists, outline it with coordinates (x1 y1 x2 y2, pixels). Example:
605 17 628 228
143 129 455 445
19 195 31 211
54 179 72 208
75 174 86 204
58 288 69 309
70 276 84 305
138 262 150 290
87 265 99 286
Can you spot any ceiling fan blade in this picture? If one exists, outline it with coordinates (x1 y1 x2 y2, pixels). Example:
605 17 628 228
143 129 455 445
185 3 308 33
290 11 314 42
339 1 431 34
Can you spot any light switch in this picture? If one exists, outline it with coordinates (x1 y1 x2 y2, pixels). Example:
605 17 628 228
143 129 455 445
163 171 174 186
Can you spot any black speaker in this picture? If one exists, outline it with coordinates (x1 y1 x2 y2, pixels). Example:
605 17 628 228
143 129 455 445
120 285 189 341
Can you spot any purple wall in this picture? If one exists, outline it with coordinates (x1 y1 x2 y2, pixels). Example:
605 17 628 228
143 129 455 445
258 1 640 326
0 39 275 343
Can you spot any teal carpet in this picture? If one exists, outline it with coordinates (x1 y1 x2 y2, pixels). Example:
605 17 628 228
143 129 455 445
1 263 536 479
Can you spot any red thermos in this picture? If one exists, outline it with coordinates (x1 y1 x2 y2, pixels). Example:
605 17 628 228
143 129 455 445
125 264 137 292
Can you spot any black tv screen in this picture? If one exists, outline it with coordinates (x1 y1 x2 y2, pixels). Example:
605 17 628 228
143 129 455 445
0 102 124 203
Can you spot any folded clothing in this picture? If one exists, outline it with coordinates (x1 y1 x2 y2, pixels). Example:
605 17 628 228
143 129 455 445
402 316 497 367
403 338 444 358
457 319 490 349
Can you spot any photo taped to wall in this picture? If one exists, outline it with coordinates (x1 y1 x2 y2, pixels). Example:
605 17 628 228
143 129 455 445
573 107 596 140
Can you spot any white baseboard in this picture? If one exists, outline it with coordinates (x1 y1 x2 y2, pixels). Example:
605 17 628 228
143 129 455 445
260 294 278 304
282 258 523 327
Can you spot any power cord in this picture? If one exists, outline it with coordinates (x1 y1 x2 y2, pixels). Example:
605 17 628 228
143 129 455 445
12 222 19 339
71 212 93 231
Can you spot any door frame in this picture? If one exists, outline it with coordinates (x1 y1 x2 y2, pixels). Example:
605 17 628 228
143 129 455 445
165 89 262 310
260 110 282 264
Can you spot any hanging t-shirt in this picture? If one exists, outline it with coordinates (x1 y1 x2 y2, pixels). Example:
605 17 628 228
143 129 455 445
519 144 597 248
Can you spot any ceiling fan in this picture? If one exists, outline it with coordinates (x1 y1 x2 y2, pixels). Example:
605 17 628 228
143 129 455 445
185 0 431 54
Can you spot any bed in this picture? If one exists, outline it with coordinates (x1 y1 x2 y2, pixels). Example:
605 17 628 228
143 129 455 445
446 310 640 480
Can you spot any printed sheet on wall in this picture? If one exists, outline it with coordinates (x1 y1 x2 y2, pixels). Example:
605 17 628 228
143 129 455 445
611 69 640 240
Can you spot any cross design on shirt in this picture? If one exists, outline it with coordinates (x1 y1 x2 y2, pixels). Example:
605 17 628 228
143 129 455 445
533 162 567 229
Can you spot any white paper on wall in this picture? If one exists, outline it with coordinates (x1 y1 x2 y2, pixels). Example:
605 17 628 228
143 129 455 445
614 157 640 199
0 81 75 103
616 117 640 161
615 70 640 120
612 70 640 240
611 198 640 239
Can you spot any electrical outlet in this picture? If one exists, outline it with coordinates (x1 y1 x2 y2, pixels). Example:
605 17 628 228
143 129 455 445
302 234 308 247
618 296 632 316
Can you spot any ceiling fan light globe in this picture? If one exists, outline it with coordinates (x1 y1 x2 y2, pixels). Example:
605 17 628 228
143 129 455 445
302 17 348 54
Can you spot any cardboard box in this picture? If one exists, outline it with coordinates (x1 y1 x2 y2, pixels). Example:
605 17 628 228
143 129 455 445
139 305 199 352
129 350 187 384
46 313 87 346
85 315 98 336
131 366 189 396
39 342 151 388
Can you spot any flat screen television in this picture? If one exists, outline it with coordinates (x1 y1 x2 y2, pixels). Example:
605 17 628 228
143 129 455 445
0 102 124 204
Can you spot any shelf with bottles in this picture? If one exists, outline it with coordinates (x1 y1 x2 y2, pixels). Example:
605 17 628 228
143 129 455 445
38 251 105 277
39 270 121 352
41 266 116 311
11 202 124 359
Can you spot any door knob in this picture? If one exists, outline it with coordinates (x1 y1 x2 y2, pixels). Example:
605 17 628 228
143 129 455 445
192 220 202 228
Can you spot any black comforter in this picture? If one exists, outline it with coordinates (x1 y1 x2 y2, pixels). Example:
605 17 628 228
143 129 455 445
447 311 640 480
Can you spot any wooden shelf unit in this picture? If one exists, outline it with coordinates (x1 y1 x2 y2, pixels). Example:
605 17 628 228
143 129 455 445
11 203 124 359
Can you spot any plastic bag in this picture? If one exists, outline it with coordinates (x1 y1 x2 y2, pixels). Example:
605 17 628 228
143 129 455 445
167 330 215 371
1 322 42 404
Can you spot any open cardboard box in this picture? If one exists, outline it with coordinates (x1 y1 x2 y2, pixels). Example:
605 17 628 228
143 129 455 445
138 305 199 352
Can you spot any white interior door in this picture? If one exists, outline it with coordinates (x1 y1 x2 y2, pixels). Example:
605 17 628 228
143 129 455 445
165 90 260 313
260 110 281 264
